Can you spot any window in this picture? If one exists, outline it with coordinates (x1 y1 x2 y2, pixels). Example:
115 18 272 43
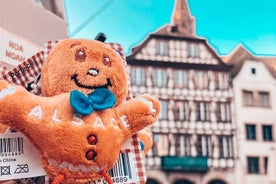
242 90 271 107
246 124 256 140
174 70 188 88
174 179 194 184
152 69 167 87
251 68 256 75
160 100 168 120
152 134 169 156
214 72 228 90
247 157 259 174
173 101 190 121
208 180 226 184
146 179 160 184
131 67 146 86
175 134 191 156
258 92 270 107
156 40 168 56
216 102 231 122
196 102 210 121
262 125 273 141
242 90 254 106
218 136 234 158
264 157 268 174
194 71 208 89
188 43 199 58
197 135 212 157
33 0 43 5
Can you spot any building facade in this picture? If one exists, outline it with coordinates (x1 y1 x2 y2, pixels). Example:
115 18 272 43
126 0 236 183
0 0 67 74
224 46 276 184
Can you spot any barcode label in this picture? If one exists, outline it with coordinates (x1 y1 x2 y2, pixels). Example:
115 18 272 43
0 133 46 181
87 149 139 184
108 151 132 179
0 137 24 156
18 176 46 184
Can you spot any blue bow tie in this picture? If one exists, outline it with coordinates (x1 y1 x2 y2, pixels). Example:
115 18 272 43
70 88 116 115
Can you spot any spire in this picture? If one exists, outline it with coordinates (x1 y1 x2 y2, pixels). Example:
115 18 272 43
171 0 195 36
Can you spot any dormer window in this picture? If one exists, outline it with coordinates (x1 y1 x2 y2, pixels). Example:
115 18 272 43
156 40 168 56
170 25 178 33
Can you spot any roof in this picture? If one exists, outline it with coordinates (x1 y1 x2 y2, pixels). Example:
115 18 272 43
129 0 200 56
127 0 230 71
258 56 276 78
223 45 276 78
129 24 206 57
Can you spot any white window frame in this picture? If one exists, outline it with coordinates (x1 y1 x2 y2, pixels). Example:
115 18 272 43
160 100 168 120
197 135 212 157
217 102 231 122
175 134 191 156
219 136 234 158
196 102 210 121
153 68 167 87
131 67 146 86
258 91 270 107
173 101 190 121
153 134 169 156
188 43 199 58
156 40 168 56
174 70 188 88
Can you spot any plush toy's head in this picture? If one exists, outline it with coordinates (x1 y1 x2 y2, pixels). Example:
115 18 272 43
41 39 128 106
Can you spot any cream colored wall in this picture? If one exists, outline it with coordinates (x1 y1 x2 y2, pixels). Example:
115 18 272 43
233 60 276 184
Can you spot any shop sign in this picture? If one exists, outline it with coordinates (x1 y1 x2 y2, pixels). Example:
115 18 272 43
0 28 39 66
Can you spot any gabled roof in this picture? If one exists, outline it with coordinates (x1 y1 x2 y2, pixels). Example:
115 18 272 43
126 28 231 71
223 44 276 78
129 0 200 56
258 56 276 78
154 25 198 38
129 24 205 57
127 0 231 71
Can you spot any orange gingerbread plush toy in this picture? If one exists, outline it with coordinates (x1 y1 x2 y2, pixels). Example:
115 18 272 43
0 39 160 184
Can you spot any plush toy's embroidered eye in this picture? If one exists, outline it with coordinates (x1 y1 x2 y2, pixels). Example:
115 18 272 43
75 49 86 62
103 54 111 67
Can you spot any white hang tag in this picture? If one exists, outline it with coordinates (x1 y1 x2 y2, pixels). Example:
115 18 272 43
0 132 46 180
90 137 146 184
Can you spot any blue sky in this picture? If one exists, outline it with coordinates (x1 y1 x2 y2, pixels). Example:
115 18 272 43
64 0 276 56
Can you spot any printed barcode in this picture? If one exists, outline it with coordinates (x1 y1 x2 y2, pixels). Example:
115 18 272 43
108 152 132 179
0 137 24 156
87 151 133 184
20 176 46 184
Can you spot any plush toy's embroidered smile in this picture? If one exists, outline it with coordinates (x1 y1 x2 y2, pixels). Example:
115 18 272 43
71 74 112 90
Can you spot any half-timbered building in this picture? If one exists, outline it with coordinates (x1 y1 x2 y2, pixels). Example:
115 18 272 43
126 0 235 183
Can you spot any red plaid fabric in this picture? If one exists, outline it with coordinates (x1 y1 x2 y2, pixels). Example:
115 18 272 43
0 40 59 95
0 64 9 77
0 40 146 183
131 135 147 183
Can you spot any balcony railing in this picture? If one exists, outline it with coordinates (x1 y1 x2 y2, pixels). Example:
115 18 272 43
161 156 208 172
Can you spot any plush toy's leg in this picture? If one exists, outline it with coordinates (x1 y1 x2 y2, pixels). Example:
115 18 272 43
52 173 65 184
99 170 113 184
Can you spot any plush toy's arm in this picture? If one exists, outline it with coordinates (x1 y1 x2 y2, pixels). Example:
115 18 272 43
0 80 71 132
0 80 42 129
116 94 160 135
